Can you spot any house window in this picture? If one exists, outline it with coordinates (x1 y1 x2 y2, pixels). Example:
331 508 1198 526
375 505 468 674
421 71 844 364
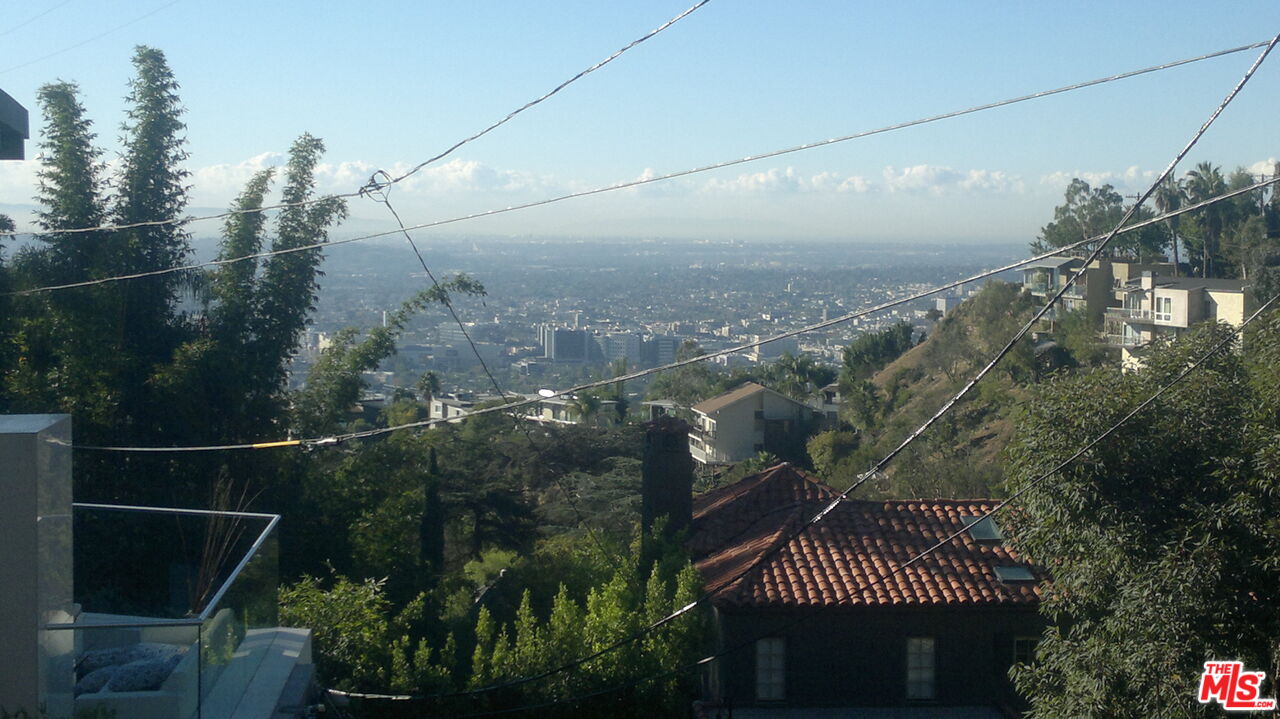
755 637 785 701
1013 637 1038 666
1155 296 1173 322
906 637 936 700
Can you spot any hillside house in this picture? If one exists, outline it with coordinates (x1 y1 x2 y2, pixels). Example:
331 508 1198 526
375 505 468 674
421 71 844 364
1104 272 1254 370
687 383 821 466
690 464 1044 716
1020 255 1175 326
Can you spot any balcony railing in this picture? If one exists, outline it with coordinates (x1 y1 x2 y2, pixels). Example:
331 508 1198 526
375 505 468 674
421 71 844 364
1107 307 1156 322
45 503 280 719
1105 333 1145 347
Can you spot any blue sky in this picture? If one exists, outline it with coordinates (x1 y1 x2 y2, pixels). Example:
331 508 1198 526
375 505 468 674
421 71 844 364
2 1 1279 242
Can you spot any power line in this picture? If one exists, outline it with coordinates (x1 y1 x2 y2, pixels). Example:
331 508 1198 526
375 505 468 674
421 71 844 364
0 0 182 75
284 34 1280 704
66 176 1280 453
1 0 713 237
0 0 76 39
2 39 1266 250
441 290 1280 718
374 0 713 189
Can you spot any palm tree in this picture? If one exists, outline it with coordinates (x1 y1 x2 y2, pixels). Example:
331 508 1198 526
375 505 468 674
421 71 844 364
1186 162 1226 278
1153 176 1185 277
416 370 441 407
568 392 602 425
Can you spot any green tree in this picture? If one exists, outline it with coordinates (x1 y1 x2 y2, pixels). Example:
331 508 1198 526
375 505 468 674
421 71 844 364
1003 319 1280 718
1033 178 1167 260
1184 162 1227 277
839 321 915 386
1153 176 1184 275
1033 179 1125 253
1055 307 1107 367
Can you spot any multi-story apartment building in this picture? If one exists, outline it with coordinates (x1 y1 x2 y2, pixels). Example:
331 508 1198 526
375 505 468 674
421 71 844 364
687 382 820 466
1104 272 1254 370
1020 256 1176 324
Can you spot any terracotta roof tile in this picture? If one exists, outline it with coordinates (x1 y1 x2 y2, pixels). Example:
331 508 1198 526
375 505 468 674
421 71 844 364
691 464 1043 609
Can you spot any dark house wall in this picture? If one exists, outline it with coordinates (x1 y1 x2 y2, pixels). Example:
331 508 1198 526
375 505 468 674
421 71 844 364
711 605 1043 712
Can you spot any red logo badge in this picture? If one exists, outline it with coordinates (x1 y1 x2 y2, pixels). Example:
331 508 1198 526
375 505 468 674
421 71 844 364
1198 661 1277 711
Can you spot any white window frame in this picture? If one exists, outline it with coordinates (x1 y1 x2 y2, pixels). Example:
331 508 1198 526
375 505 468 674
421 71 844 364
755 637 785 701
1155 296 1173 323
906 636 936 700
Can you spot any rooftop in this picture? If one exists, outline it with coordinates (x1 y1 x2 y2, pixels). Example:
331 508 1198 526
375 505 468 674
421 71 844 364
691 464 1043 609
692 381 804 415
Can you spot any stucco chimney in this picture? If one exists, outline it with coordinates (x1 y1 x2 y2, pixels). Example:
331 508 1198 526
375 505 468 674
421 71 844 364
641 416 693 537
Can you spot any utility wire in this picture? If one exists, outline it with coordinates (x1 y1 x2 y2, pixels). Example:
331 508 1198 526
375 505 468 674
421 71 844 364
363 174 617 560
2 40 1266 246
374 0 713 188
1 0 713 235
269 34 1280 704
0 0 181 75
0 0 76 38
66 175 1280 452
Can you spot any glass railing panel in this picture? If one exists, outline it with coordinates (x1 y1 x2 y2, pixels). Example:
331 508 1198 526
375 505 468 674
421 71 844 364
73 506 273 621
48 619 202 719
66 504 280 719
198 531 279 716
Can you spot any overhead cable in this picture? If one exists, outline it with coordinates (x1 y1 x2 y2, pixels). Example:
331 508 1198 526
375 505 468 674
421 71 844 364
2 39 1266 249
0 0 182 75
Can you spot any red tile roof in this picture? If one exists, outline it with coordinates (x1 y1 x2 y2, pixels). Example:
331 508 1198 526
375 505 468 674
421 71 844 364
691 464 1042 609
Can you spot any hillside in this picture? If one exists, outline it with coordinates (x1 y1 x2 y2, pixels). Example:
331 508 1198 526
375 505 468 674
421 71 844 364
812 281 1041 498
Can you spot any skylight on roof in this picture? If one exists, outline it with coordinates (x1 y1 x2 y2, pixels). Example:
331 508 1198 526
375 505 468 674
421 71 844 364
994 565 1036 583
960 515 1003 542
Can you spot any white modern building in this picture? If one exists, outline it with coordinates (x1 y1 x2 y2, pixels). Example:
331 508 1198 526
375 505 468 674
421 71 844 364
1104 272 1254 370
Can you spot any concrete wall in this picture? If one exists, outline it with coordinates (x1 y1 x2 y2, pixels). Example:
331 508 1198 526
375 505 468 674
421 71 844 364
711 605 1042 711
0 415 73 717
1208 287 1251 326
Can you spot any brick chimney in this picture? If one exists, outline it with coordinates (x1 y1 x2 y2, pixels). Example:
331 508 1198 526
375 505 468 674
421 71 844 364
641 416 693 537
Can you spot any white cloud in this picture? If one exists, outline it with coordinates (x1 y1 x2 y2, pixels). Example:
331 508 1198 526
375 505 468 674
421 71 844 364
0 159 39 200
189 152 287 204
184 154 562 209
1039 166 1156 193
882 164 1023 195
384 158 558 195
1246 157 1278 176
701 166 872 195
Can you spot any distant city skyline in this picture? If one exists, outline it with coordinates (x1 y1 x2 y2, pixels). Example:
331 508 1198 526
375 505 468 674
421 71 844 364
2 1 1279 242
